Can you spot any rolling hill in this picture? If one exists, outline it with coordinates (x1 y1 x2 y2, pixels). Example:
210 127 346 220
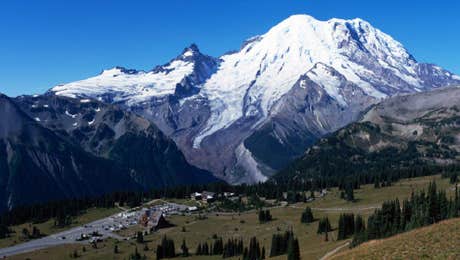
276 87 460 181
331 217 460 259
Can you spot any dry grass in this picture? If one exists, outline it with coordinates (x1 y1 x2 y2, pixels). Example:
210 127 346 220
6 174 456 260
331 217 460 260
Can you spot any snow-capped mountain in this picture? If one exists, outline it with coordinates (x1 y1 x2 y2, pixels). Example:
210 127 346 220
50 14 460 184
52 44 219 104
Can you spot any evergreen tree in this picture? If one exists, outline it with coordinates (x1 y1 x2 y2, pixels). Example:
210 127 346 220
136 231 144 243
196 243 202 255
244 237 261 260
428 182 440 224
130 247 141 260
449 172 458 184
345 184 355 202
258 210 272 223
212 238 223 255
287 237 300 260
374 177 380 189
300 207 314 223
352 181 457 247
354 215 365 234
337 213 355 240
0 224 12 239
181 239 189 257
31 226 41 238
157 236 176 258
317 217 332 234
269 230 294 257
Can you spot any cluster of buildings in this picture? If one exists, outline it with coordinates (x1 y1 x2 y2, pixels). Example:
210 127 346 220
134 193 240 232
190 191 216 203
190 191 237 203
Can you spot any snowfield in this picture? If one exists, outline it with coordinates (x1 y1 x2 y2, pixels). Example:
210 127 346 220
192 15 422 147
48 14 460 182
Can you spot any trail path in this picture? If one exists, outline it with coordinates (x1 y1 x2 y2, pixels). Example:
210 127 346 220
319 241 350 260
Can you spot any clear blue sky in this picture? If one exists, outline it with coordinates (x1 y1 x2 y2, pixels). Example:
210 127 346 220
1 0 459 97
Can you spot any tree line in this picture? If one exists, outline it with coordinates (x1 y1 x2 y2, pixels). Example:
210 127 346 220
1 162 458 234
351 181 460 246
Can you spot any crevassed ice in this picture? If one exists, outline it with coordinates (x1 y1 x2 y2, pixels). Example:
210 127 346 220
193 14 412 147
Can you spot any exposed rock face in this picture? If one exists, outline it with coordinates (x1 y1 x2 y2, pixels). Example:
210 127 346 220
49 15 460 183
276 87 460 181
15 94 217 190
0 94 139 211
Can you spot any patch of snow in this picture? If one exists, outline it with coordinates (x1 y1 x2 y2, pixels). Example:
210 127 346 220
182 50 194 57
88 119 95 125
52 60 195 104
34 117 40 122
43 104 49 108
307 63 347 106
72 122 78 127
80 99 91 103
95 107 101 112
65 110 78 118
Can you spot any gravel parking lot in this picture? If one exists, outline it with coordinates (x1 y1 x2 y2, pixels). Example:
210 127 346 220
0 202 190 257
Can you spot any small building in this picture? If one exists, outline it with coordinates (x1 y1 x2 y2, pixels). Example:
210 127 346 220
187 206 198 212
223 192 236 198
191 191 216 203
149 212 170 231
139 211 171 231
201 191 216 203
190 192 202 200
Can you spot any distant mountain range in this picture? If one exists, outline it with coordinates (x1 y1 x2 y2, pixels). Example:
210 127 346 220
49 14 460 183
275 87 460 181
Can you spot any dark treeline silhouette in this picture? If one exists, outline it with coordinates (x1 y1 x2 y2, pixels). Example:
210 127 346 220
243 237 263 260
269 230 300 259
223 238 244 258
2 163 458 232
337 213 355 240
195 236 264 260
269 230 294 257
196 237 224 256
156 236 176 259
351 181 460 247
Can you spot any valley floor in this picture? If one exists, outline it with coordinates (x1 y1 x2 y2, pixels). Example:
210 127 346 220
1 174 455 260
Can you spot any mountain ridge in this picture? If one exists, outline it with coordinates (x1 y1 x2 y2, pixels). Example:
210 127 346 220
0 94 140 211
275 86 460 182
48 14 460 183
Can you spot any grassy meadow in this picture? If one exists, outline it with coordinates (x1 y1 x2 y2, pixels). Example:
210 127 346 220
5 174 456 260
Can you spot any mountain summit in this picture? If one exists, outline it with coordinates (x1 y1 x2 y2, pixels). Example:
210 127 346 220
50 14 460 183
